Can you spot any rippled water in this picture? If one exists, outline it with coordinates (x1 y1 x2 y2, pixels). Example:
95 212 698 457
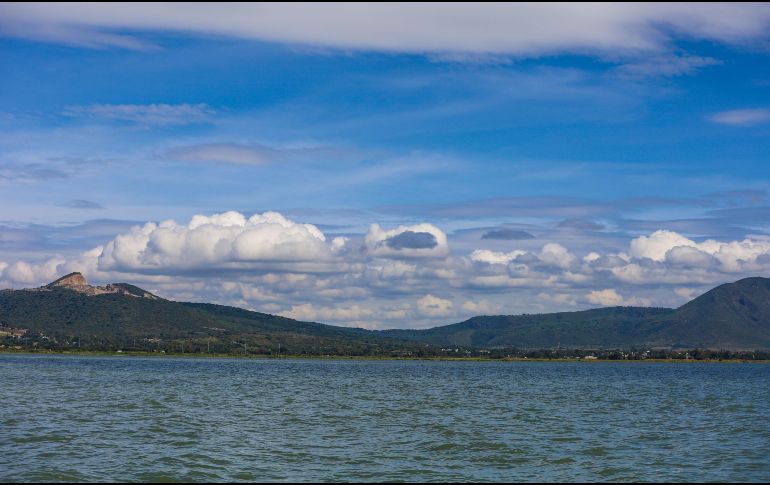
1 355 769 482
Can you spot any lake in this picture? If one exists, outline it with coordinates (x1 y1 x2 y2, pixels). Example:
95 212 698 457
1 354 768 482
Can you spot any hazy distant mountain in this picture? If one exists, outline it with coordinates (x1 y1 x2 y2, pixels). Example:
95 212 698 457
1 273 769 352
381 277 770 350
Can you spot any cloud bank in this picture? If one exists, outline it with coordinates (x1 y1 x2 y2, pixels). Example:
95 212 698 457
3 211 770 329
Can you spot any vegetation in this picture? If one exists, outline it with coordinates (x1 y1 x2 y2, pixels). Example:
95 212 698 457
2 277 770 356
381 277 770 350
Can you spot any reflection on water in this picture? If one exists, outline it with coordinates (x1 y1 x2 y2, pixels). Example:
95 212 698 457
1 355 769 482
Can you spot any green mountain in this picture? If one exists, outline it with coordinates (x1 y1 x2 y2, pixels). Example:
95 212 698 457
0 273 398 355
2 274 770 353
381 277 770 350
652 277 770 349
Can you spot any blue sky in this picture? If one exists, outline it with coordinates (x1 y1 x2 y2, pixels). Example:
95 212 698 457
1 4 770 328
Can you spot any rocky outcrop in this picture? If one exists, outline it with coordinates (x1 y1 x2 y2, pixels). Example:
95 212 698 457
47 272 87 288
39 272 161 300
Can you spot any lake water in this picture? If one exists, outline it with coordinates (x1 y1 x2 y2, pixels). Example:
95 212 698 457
1 354 769 482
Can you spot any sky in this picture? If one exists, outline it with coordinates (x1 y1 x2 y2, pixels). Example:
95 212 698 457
1 3 770 329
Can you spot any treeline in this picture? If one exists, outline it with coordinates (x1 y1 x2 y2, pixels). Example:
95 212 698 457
3 332 769 360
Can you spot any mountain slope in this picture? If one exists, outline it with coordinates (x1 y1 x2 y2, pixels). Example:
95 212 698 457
381 277 770 349
3 274 770 352
381 307 675 348
650 277 770 348
0 273 397 353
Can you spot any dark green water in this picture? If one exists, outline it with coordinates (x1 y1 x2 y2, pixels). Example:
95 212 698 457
1 355 768 482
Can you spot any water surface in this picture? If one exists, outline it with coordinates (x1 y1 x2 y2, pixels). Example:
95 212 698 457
1 355 768 482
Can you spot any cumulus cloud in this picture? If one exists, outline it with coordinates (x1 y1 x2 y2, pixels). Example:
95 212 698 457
586 288 652 307
416 294 454 318
5 214 770 329
281 303 374 323
538 243 577 269
471 243 576 269
3 4 770 58
0 258 65 286
630 230 696 262
627 229 770 273
586 288 626 306
365 223 449 259
98 211 343 273
461 299 500 315
470 249 526 265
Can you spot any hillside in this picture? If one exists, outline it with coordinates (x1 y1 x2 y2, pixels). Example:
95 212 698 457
381 277 770 350
2 274 770 353
650 277 770 349
381 307 676 348
0 273 399 354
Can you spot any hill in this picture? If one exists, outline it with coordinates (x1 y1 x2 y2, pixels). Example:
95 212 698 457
0 273 400 355
2 274 770 353
380 277 770 350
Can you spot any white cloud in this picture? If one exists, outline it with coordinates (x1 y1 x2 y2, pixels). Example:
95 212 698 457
5 216 770 329
416 294 454 317
630 230 697 261
470 249 526 265
98 211 338 273
281 303 374 323
708 108 770 126
3 4 770 57
586 288 651 307
471 243 575 269
538 243 576 269
461 299 499 315
586 288 625 306
674 287 699 301
0 258 65 286
627 229 770 272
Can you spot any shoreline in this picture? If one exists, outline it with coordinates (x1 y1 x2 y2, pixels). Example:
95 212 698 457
1 349 767 364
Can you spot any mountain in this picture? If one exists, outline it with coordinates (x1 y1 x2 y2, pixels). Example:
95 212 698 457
652 277 770 349
2 274 770 353
381 277 770 350
381 307 675 348
0 272 399 354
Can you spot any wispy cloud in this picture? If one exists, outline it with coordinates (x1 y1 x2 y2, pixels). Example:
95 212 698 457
614 55 720 78
481 228 535 240
0 163 69 183
2 4 770 59
62 199 104 210
708 108 770 125
163 143 282 166
63 103 215 126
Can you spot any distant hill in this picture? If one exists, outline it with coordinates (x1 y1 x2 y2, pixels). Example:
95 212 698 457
381 277 770 350
2 273 770 353
652 277 770 349
0 273 398 354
